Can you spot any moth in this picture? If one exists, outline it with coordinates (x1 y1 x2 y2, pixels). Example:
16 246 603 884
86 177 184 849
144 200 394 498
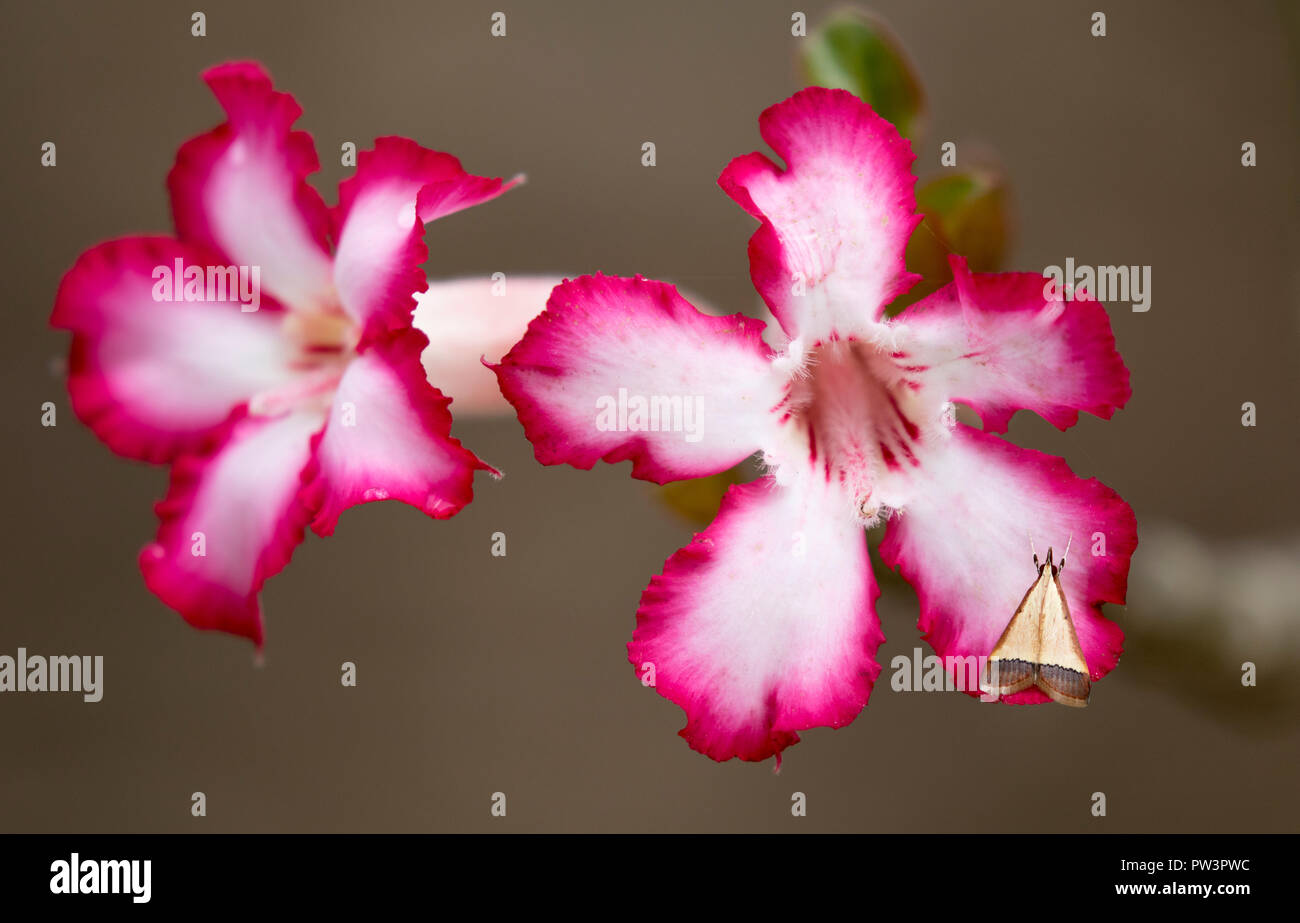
981 541 1091 707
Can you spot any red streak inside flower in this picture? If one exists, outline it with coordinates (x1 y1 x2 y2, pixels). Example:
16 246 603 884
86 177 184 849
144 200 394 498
780 337 929 513
249 366 345 417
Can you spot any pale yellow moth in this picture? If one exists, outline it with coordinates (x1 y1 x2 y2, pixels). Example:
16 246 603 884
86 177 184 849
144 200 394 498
980 540 1091 707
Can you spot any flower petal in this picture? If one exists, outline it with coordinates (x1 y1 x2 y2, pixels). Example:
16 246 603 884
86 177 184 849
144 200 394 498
333 137 519 337
894 256 1131 433
492 273 782 484
50 236 300 463
412 275 559 415
168 61 335 313
301 328 493 536
629 476 882 762
878 425 1136 703
139 409 324 646
718 87 921 342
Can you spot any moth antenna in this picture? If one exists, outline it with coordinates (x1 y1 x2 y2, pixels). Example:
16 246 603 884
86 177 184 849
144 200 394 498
1029 534 1039 570
1060 534 1074 571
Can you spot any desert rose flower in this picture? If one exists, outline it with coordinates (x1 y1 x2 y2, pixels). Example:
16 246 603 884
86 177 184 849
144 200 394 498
52 62 535 646
494 88 1136 763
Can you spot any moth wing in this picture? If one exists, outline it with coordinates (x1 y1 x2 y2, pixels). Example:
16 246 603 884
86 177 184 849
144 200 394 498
982 570 1048 696
1034 573 1091 707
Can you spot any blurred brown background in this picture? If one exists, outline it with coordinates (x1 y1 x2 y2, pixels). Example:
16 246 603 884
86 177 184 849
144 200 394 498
1 0 1297 832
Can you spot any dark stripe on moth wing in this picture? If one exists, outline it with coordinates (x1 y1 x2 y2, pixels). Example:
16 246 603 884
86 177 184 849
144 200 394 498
983 658 1036 694
1037 663 1090 708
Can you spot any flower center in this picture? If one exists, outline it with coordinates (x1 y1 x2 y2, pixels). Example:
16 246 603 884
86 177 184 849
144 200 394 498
776 337 936 521
282 307 358 355
249 305 358 417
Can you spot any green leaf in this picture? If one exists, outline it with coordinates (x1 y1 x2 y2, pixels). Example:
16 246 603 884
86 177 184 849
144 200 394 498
886 165 1012 316
654 465 746 525
914 166 1010 274
800 8 927 139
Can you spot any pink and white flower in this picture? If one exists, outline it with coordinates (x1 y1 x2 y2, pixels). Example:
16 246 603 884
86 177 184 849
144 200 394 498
493 88 1136 763
51 62 534 646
